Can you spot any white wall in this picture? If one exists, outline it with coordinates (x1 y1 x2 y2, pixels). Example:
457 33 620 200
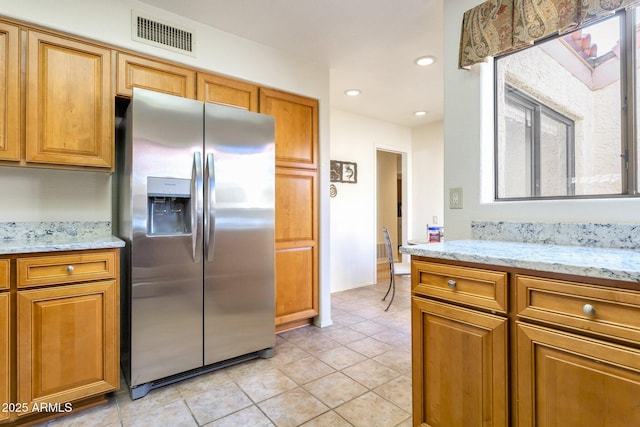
411 121 444 240
1 0 333 326
443 1 640 240
329 109 412 293
0 168 112 221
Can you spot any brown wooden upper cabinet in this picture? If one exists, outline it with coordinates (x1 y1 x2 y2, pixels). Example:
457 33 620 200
26 30 113 169
259 88 318 170
0 21 20 162
197 72 258 112
117 52 196 99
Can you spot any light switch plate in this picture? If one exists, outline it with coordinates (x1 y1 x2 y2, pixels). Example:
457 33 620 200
449 187 463 209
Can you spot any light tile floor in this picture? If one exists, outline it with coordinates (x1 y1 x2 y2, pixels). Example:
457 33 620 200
37 274 412 427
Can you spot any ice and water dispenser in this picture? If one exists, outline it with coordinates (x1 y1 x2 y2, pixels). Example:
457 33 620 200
147 177 192 235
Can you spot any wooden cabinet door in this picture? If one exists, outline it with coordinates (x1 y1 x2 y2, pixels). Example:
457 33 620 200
26 31 113 169
516 322 640 427
274 168 318 329
17 280 119 415
197 72 258 111
0 21 20 161
117 52 196 98
0 293 9 422
259 88 318 169
412 296 508 427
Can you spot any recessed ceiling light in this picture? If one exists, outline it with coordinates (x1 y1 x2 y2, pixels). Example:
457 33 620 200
344 89 361 96
414 111 428 116
415 56 436 66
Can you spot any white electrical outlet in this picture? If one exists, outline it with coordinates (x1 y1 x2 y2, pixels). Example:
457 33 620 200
449 187 463 209
432 216 438 224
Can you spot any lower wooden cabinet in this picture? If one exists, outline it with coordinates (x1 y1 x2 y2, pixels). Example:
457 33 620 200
16 280 119 415
411 257 640 427
412 296 508 427
516 323 640 427
1 248 120 425
0 293 9 423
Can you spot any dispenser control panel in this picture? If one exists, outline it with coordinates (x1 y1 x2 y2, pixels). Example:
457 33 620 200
147 177 192 236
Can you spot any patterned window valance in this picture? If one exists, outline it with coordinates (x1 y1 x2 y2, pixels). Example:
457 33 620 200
459 0 640 69
459 0 515 68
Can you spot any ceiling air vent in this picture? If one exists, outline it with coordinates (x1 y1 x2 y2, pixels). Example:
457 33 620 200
131 11 195 56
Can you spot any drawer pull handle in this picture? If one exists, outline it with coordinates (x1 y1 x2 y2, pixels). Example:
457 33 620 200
447 279 457 289
66 265 74 273
582 304 596 316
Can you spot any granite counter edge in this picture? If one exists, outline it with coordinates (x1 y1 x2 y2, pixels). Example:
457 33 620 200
400 240 640 283
0 236 125 255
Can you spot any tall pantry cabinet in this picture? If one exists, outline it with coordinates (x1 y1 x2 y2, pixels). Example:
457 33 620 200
260 88 319 332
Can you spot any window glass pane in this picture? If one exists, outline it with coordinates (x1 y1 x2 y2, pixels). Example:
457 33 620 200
499 102 532 198
539 113 569 197
496 16 623 199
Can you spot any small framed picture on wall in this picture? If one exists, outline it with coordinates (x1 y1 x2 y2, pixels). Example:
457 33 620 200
330 160 357 183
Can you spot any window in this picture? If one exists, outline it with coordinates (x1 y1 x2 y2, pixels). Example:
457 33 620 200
495 11 634 200
502 86 575 197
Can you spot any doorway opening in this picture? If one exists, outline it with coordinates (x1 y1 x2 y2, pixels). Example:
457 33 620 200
376 149 406 281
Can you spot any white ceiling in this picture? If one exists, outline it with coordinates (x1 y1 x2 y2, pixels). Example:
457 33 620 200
139 0 444 128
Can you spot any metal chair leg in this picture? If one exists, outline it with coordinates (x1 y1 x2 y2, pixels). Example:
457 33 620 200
382 264 393 302
384 273 395 311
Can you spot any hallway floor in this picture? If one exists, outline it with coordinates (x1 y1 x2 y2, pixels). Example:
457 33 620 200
38 275 412 427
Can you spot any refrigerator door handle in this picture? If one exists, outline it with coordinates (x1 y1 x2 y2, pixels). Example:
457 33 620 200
192 151 203 262
205 152 216 261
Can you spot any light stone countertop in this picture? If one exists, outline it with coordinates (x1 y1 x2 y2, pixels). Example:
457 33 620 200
0 221 125 255
400 239 640 283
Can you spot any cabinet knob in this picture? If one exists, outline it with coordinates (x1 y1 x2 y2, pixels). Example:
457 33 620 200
66 265 74 273
447 279 457 289
582 303 596 316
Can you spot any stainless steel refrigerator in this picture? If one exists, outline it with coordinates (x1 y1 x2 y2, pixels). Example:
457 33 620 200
116 88 275 399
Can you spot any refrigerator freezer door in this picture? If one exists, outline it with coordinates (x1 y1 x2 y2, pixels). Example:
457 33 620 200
129 88 205 386
204 103 276 365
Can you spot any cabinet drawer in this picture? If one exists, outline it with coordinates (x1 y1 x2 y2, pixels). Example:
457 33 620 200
0 259 9 290
413 261 508 313
516 275 640 344
17 251 117 288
